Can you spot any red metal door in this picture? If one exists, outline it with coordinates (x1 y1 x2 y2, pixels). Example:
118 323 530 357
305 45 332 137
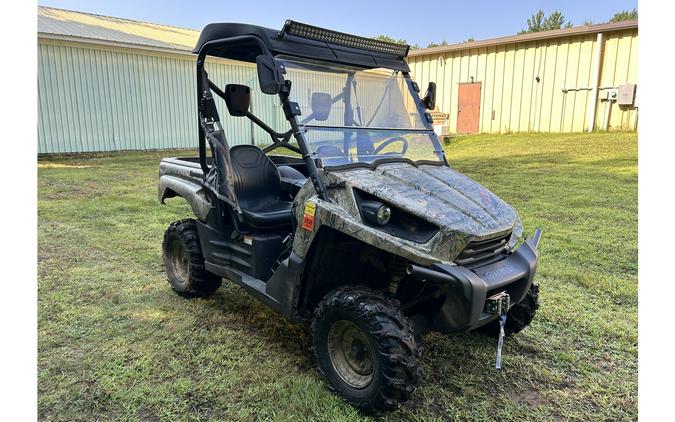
457 83 481 134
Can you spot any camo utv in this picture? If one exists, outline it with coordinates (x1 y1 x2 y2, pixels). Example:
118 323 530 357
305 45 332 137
158 20 541 413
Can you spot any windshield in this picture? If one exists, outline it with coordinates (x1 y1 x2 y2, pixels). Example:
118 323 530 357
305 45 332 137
280 59 444 166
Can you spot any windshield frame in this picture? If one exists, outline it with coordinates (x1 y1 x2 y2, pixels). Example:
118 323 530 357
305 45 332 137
197 36 446 206
278 57 448 170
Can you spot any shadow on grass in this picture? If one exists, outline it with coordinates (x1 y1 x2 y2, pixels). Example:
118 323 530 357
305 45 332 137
199 282 315 370
194 279 540 404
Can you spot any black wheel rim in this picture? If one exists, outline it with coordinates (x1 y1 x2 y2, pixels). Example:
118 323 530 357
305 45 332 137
327 320 374 389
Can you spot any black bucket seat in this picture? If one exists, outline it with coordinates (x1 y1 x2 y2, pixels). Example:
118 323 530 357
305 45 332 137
229 145 294 229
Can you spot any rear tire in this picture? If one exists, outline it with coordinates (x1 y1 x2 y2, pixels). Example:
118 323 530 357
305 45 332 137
477 283 540 337
311 287 421 414
162 219 221 297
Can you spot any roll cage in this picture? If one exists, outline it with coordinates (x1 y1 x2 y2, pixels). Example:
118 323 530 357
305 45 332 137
193 20 446 223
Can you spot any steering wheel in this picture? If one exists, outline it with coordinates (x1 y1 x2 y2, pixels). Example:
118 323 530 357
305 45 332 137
372 136 409 156
316 144 352 166
316 144 345 158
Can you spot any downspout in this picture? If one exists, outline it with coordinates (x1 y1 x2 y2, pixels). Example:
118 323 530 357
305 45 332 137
604 97 613 131
587 32 604 132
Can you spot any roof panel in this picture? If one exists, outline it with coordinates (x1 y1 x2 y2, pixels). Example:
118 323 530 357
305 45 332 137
409 20 638 57
38 6 199 51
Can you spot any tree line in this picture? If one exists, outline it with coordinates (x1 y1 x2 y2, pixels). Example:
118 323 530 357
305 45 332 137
374 8 637 50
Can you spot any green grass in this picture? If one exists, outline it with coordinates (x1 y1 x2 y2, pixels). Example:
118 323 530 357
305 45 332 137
38 132 637 421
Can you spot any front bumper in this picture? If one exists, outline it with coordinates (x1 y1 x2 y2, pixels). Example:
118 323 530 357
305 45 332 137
409 228 542 333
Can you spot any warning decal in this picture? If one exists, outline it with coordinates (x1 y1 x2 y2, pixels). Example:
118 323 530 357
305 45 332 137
301 200 316 231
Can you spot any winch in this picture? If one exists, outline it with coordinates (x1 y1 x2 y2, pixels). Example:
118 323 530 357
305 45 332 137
486 291 511 369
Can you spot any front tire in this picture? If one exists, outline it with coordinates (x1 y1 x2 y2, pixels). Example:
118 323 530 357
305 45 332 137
162 219 221 297
477 283 540 337
311 287 421 414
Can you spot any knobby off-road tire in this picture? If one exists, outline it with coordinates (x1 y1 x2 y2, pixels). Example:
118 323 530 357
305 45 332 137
162 219 221 297
311 287 421 414
477 283 540 337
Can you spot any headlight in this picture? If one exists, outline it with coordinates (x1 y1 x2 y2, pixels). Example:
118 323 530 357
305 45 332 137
361 200 391 226
377 205 392 225
354 189 439 243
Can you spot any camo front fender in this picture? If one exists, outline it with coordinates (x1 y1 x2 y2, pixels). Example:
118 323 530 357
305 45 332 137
292 195 440 266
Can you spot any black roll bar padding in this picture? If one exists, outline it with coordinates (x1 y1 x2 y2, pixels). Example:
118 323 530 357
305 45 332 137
198 124 208 174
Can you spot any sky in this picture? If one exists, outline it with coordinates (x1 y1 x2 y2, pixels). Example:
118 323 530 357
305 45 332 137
37 0 638 47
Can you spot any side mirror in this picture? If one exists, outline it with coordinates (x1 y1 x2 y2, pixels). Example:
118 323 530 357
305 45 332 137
422 81 436 110
256 55 284 95
311 92 332 121
224 84 251 116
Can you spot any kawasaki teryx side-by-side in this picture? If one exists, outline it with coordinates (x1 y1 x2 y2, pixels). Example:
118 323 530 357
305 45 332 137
158 20 541 413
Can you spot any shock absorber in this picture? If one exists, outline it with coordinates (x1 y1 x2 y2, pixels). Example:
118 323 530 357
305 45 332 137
388 256 408 296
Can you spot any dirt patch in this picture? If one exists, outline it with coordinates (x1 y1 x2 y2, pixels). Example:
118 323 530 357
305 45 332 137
516 390 545 407
38 163 93 169
136 407 160 422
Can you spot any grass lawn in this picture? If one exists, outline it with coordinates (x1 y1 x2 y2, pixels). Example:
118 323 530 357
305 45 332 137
38 132 637 421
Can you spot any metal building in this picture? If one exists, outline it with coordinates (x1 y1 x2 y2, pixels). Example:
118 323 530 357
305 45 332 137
408 21 638 134
38 7 638 153
38 6 275 154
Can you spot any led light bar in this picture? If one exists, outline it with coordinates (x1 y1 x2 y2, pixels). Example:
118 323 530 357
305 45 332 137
280 20 410 58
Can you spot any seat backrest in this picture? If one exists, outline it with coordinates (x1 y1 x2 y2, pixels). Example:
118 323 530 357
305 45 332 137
229 145 281 209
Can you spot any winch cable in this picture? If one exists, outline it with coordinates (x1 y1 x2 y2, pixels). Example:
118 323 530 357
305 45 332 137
495 309 507 369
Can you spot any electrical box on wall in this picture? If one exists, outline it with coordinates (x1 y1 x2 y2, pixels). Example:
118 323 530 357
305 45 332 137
617 84 637 106
433 124 450 137
429 111 449 137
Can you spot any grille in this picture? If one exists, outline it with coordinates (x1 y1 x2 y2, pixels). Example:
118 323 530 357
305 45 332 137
455 232 511 268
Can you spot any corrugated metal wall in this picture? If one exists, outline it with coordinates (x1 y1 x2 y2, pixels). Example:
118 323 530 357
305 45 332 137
38 39 287 153
407 28 638 133
38 28 638 153
37 39 416 153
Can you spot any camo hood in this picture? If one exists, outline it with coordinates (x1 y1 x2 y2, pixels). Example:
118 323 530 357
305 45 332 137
329 162 518 238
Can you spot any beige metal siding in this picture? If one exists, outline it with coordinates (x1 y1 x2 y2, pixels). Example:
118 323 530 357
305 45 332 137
408 28 638 133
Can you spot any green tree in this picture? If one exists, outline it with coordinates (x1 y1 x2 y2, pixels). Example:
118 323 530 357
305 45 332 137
373 35 420 50
544 11 571 30
426 40 449 48
523 10 546 33
610 8 638 22
372 35 420 49
463 37 476 43
373 34 406 45
519 10 572 34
